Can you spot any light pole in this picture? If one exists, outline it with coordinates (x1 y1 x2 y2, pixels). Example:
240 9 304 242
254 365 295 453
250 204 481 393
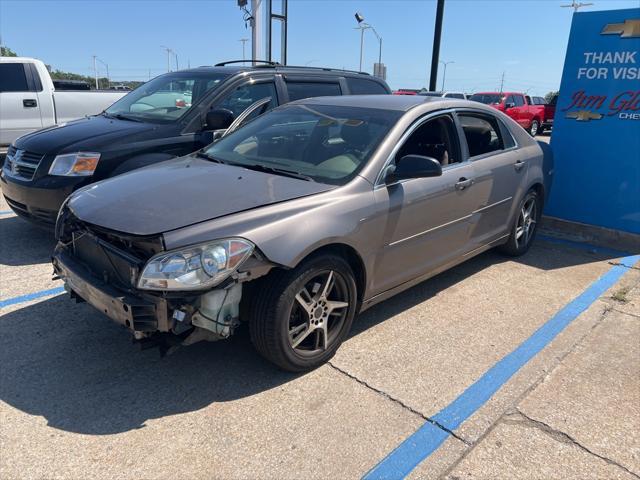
354 12 382 73
439 60 454 91
95 57 110 88
239 38 249 60
92 55 98 90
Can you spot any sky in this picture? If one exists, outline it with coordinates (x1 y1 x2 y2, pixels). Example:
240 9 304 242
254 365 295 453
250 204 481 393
0 0 637 95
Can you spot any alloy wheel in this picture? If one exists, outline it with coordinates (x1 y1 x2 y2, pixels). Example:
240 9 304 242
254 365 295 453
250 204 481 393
515 196 537 249
288 270 350 354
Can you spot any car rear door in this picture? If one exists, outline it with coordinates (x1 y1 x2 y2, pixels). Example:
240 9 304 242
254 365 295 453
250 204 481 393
0 62 43 146
456 110 526 248
370 113 479 295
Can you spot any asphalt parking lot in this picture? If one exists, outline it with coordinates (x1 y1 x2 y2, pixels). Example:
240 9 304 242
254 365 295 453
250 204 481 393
1 188 638 479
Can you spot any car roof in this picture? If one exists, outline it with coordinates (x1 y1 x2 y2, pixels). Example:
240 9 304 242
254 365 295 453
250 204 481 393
177 64 382 80
288 94 475 112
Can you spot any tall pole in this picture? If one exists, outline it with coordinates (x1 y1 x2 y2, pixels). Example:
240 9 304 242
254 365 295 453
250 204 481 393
440 60 453 91
359 26 365 72
429 0 445 91
499 71 505 93
92 55 98 90
240 38 249 60
175 52 179 71
161 46 172 72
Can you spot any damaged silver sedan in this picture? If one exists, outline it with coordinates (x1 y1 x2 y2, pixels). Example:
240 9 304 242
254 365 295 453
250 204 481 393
53 95 552 371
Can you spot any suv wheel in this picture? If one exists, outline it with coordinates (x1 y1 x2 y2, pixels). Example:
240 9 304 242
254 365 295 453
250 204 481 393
498 189 540 257
249 254 357 371
529 120 539 136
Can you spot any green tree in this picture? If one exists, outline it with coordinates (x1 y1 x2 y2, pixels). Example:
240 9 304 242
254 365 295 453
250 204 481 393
1 45 18 57
544 91 559 104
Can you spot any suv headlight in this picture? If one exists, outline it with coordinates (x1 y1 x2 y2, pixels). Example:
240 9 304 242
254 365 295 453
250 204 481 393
49 152 101 176
137 238 254 291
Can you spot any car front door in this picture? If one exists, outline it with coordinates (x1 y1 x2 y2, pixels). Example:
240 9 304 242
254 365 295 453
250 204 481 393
513 94 530 128
370 113 479 295
457 111 526 247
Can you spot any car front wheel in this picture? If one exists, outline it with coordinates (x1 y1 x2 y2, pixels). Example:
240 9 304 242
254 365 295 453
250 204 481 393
498 189 540 256
249 254 357 371
529 120 540 136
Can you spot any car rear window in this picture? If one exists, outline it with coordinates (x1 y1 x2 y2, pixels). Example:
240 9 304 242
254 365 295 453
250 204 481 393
0 63 29 92
287 82 341 101
346 78 388 95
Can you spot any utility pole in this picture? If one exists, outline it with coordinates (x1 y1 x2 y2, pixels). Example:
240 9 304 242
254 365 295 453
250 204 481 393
561 1 594 12
161 46 173 72
174 51 179 71
95 57 109 88
499 71 505 93
240 38 249 60
92 55 99 90
429 0 445 91
440 60 454 91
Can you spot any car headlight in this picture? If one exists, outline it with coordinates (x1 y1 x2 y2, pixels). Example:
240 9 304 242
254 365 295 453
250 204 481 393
49 152 101 176
137 238 254 291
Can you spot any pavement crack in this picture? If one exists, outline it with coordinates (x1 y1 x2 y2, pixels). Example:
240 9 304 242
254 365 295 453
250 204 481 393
327 361 472 446
608 260 640 271
507 409 640 479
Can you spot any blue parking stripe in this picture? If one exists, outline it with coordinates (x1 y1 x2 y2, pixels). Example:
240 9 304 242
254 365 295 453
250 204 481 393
363 254 639 480
0 287 65 309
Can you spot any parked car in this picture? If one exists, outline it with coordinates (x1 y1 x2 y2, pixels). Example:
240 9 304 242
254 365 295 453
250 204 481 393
52 95 552 371
418 91 468 99
469 91 544 136
0 57 126 154
1 61 390 226
393 89 420 95
529 94 556 134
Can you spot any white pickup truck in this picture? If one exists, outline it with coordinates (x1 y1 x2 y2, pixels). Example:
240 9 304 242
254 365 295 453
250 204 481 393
0 57 127 154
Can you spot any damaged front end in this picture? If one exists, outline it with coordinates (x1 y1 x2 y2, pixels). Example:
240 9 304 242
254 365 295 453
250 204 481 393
52 208 273 353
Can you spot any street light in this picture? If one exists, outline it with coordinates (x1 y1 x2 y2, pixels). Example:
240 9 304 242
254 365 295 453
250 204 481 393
95 57 110 89
354 12 382 73
439 60 454 91
161 45 174 72
239 38 249 61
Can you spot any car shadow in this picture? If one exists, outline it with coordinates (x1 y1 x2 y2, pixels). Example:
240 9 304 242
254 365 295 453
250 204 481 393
0 215 57 267
0 236 629 436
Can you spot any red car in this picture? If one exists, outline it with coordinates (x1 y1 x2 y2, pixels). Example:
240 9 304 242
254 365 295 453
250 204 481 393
469 91 545 136
530 95 556 134
393 89 420 95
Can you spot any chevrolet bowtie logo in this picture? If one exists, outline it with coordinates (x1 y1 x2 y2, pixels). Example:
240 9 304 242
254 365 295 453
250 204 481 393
566 110 603 121
601 19 640 38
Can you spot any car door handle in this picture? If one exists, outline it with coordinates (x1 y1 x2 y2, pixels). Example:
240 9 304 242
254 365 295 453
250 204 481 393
23 99 37 108
455 177 474 191
514 160 526 172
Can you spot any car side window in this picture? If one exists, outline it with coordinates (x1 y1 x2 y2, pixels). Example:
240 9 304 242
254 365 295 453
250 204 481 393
395 115 460 167
217 82 278 117
0 63 30 92
286 81 341 101
514 95 525 107
346 78 388 95
458 114 506 158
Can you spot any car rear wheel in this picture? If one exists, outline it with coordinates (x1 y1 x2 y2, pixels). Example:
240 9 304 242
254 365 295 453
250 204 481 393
529 120 539 136
249 254 357 372
498 189 540 257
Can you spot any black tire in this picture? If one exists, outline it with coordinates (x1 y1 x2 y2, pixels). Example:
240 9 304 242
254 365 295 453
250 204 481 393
498 189 541 257
249 254 358 372
529 119 540 137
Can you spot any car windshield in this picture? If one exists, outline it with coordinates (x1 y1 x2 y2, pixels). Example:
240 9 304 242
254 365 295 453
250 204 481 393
470 93 504 105
105 71 229 123
204 104 401 185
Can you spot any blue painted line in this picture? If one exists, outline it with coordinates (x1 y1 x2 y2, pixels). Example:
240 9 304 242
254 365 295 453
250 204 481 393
364 254 640 480
537 234 633 258
0 286 65 309
0 210 14 215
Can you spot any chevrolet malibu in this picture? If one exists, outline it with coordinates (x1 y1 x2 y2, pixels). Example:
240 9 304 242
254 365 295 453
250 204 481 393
53 95 553 371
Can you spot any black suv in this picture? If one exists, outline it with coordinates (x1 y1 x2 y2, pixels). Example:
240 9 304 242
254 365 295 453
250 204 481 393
1 61 390 226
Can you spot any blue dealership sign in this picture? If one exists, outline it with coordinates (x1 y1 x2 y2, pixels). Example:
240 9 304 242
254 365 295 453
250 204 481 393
546 8 640 234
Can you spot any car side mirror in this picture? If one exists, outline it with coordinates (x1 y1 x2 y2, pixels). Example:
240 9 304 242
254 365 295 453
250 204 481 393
385 155 442 184
504 102 515 109
204 108 235 131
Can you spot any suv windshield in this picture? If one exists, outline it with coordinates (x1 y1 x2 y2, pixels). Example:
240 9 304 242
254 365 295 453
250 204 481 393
470 93 504 105
105 71 229 123
204 104 401 185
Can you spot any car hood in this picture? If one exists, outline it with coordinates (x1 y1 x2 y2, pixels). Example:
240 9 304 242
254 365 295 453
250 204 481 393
67 156 336 235
15 114 159 154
